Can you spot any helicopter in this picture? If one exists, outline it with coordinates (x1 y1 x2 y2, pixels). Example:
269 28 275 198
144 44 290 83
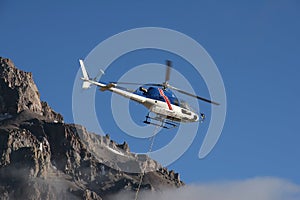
79 60 219 129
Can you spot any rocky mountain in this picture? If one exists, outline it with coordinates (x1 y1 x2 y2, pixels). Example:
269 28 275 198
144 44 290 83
0 57 183 200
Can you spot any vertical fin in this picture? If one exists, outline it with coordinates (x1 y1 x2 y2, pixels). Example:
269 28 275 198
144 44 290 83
79 59 91 89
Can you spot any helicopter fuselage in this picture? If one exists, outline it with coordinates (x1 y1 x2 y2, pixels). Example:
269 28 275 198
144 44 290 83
104 84 200 123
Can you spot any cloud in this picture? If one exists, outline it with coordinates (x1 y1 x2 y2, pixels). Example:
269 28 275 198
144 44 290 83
109 177 300 200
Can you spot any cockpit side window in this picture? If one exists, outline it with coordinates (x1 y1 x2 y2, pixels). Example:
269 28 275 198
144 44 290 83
172 98 180 106
180 101 190 109
163 90 180 106
146 87 161 100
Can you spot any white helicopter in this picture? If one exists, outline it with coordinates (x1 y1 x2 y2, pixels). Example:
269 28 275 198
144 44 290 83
79 60 219 129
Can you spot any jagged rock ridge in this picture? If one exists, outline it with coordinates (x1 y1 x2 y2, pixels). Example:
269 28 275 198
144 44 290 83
0 57 183 200
0 57 63 122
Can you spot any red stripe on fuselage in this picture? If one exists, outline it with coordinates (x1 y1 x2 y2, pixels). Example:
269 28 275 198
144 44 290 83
158 88 173 110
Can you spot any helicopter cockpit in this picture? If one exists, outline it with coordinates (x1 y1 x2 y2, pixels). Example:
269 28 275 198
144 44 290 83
136 86 180 106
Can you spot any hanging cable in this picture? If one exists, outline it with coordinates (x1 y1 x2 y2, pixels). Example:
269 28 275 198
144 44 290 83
134 123 161 200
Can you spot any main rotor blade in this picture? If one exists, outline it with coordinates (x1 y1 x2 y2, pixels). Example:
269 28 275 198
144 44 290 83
111 82 145 85
168 85 220 105
111 82 163 86
115 85 135 93
165 60 172 83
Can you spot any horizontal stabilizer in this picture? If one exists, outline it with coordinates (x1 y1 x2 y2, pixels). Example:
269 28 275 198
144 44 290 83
82 81 91 89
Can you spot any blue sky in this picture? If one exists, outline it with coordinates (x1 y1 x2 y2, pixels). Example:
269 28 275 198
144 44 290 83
1 0 299 187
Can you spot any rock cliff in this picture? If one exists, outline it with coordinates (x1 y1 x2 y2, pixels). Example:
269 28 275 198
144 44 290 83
0 57 183 200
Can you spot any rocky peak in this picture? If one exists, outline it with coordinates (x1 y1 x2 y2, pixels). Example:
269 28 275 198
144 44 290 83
0 57 63 122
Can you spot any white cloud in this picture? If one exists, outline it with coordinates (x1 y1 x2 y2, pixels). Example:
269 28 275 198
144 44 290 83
109 177 300 200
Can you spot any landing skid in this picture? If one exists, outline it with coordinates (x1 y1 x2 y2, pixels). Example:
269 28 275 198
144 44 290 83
143 114 178 129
